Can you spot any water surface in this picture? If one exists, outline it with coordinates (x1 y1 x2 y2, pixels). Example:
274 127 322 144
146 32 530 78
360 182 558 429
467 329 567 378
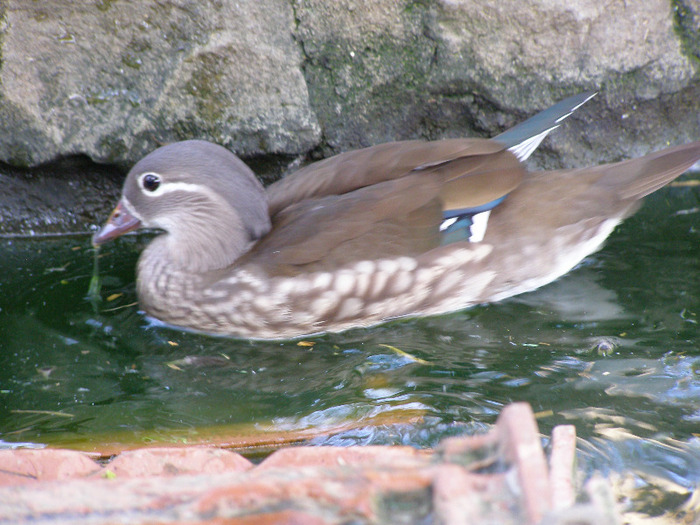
1 187 698 519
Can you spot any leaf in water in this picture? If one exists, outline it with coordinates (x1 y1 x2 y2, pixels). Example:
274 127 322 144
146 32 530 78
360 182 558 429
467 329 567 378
36 367 55 379
86 246 108 316
669 179 700 187
167 355 236 369
378 344 430 364
87 247 102 307
45 262 70 274
106 293 123 302
101 301 138 312
680 309 697 324
11 409 74 418
673 206 700 216
297 341 316 347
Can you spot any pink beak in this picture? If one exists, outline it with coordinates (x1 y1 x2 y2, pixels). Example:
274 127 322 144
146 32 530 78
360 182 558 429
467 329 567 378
92 201 142 246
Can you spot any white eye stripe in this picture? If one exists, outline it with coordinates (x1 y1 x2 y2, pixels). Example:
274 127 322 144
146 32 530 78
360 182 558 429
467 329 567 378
138 175 208 198
136 176 230 209
121 196 143 220
143 180 204 196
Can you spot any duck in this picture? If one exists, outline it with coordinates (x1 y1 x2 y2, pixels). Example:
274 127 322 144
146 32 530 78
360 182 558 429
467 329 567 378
93 92 700 339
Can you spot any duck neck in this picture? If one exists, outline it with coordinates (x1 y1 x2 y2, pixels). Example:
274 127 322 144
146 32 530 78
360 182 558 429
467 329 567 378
147 211 263 274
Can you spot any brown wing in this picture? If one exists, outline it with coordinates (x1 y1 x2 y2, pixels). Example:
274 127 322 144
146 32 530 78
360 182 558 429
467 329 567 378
267 138 523 215
247 139 524 275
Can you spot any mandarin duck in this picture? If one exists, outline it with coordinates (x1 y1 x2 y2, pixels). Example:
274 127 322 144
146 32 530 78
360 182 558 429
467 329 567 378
93 93 700 339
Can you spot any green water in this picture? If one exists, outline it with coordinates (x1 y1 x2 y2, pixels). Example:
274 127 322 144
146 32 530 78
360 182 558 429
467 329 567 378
1 188 698 518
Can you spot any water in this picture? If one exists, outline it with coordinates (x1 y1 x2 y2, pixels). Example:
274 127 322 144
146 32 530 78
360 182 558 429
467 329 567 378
0 188 698 520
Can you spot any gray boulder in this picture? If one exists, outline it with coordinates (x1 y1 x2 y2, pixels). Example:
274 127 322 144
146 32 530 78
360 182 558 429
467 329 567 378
0 0 698 234
296 0 699 165
0 0 320 166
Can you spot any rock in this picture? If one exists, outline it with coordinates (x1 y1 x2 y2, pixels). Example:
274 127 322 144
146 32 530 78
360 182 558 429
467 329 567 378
0 157 122 236
0 0 698 234
1 0 698 169
0 0 321 167
296 0 699 166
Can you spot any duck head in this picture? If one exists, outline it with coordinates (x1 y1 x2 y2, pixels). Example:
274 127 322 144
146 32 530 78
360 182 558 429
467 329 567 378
92 140 271 273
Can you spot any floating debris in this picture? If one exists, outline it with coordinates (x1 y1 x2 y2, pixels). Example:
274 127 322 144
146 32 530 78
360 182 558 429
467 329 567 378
87 246 102 309
11 409 74 418
378 344 430 365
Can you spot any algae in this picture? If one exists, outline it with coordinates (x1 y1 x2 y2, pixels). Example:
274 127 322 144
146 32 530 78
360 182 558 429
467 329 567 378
0 3 6 74
672 0 700 69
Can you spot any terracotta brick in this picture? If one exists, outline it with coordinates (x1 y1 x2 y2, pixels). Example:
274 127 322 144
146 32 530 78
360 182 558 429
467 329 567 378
0 449 101 485
196 464 433 521
496 402 552 523
0 473 256 521
105 446 253 478
433 465 515 524
258 445 430 470
203 510 332 525
196 470 373 520
0 403 605 524
549 425 577 510
360 467 433 494
436 431 498 467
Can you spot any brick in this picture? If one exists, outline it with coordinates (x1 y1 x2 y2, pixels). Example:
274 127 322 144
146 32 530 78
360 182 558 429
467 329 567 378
436 431 498 467
549 425 577 510
0 449 101 485
204 509 332 525
496 403 552 523
433 465 515 524
258 445 430 470
196 470 370 520
105 446 253 478
0 403 606 524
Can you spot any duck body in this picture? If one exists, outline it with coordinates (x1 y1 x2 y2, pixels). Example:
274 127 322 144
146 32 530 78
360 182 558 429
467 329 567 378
93 94 700 339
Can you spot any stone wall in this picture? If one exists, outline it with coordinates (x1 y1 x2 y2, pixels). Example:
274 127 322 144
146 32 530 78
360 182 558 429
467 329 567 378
1 0 698 168
0 0 698 233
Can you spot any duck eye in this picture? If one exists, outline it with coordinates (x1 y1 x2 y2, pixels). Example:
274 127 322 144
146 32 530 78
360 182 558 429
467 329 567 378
141 173 161 192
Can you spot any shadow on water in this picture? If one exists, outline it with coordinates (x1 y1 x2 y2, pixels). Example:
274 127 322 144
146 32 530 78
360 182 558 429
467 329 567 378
0 186 698 518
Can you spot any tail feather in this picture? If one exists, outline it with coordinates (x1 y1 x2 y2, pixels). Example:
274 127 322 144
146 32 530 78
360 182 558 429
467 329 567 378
494 92 597 161
593 141 700 200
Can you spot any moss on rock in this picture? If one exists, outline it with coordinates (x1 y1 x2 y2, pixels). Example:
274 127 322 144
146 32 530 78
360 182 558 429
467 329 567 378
672 0 700 70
